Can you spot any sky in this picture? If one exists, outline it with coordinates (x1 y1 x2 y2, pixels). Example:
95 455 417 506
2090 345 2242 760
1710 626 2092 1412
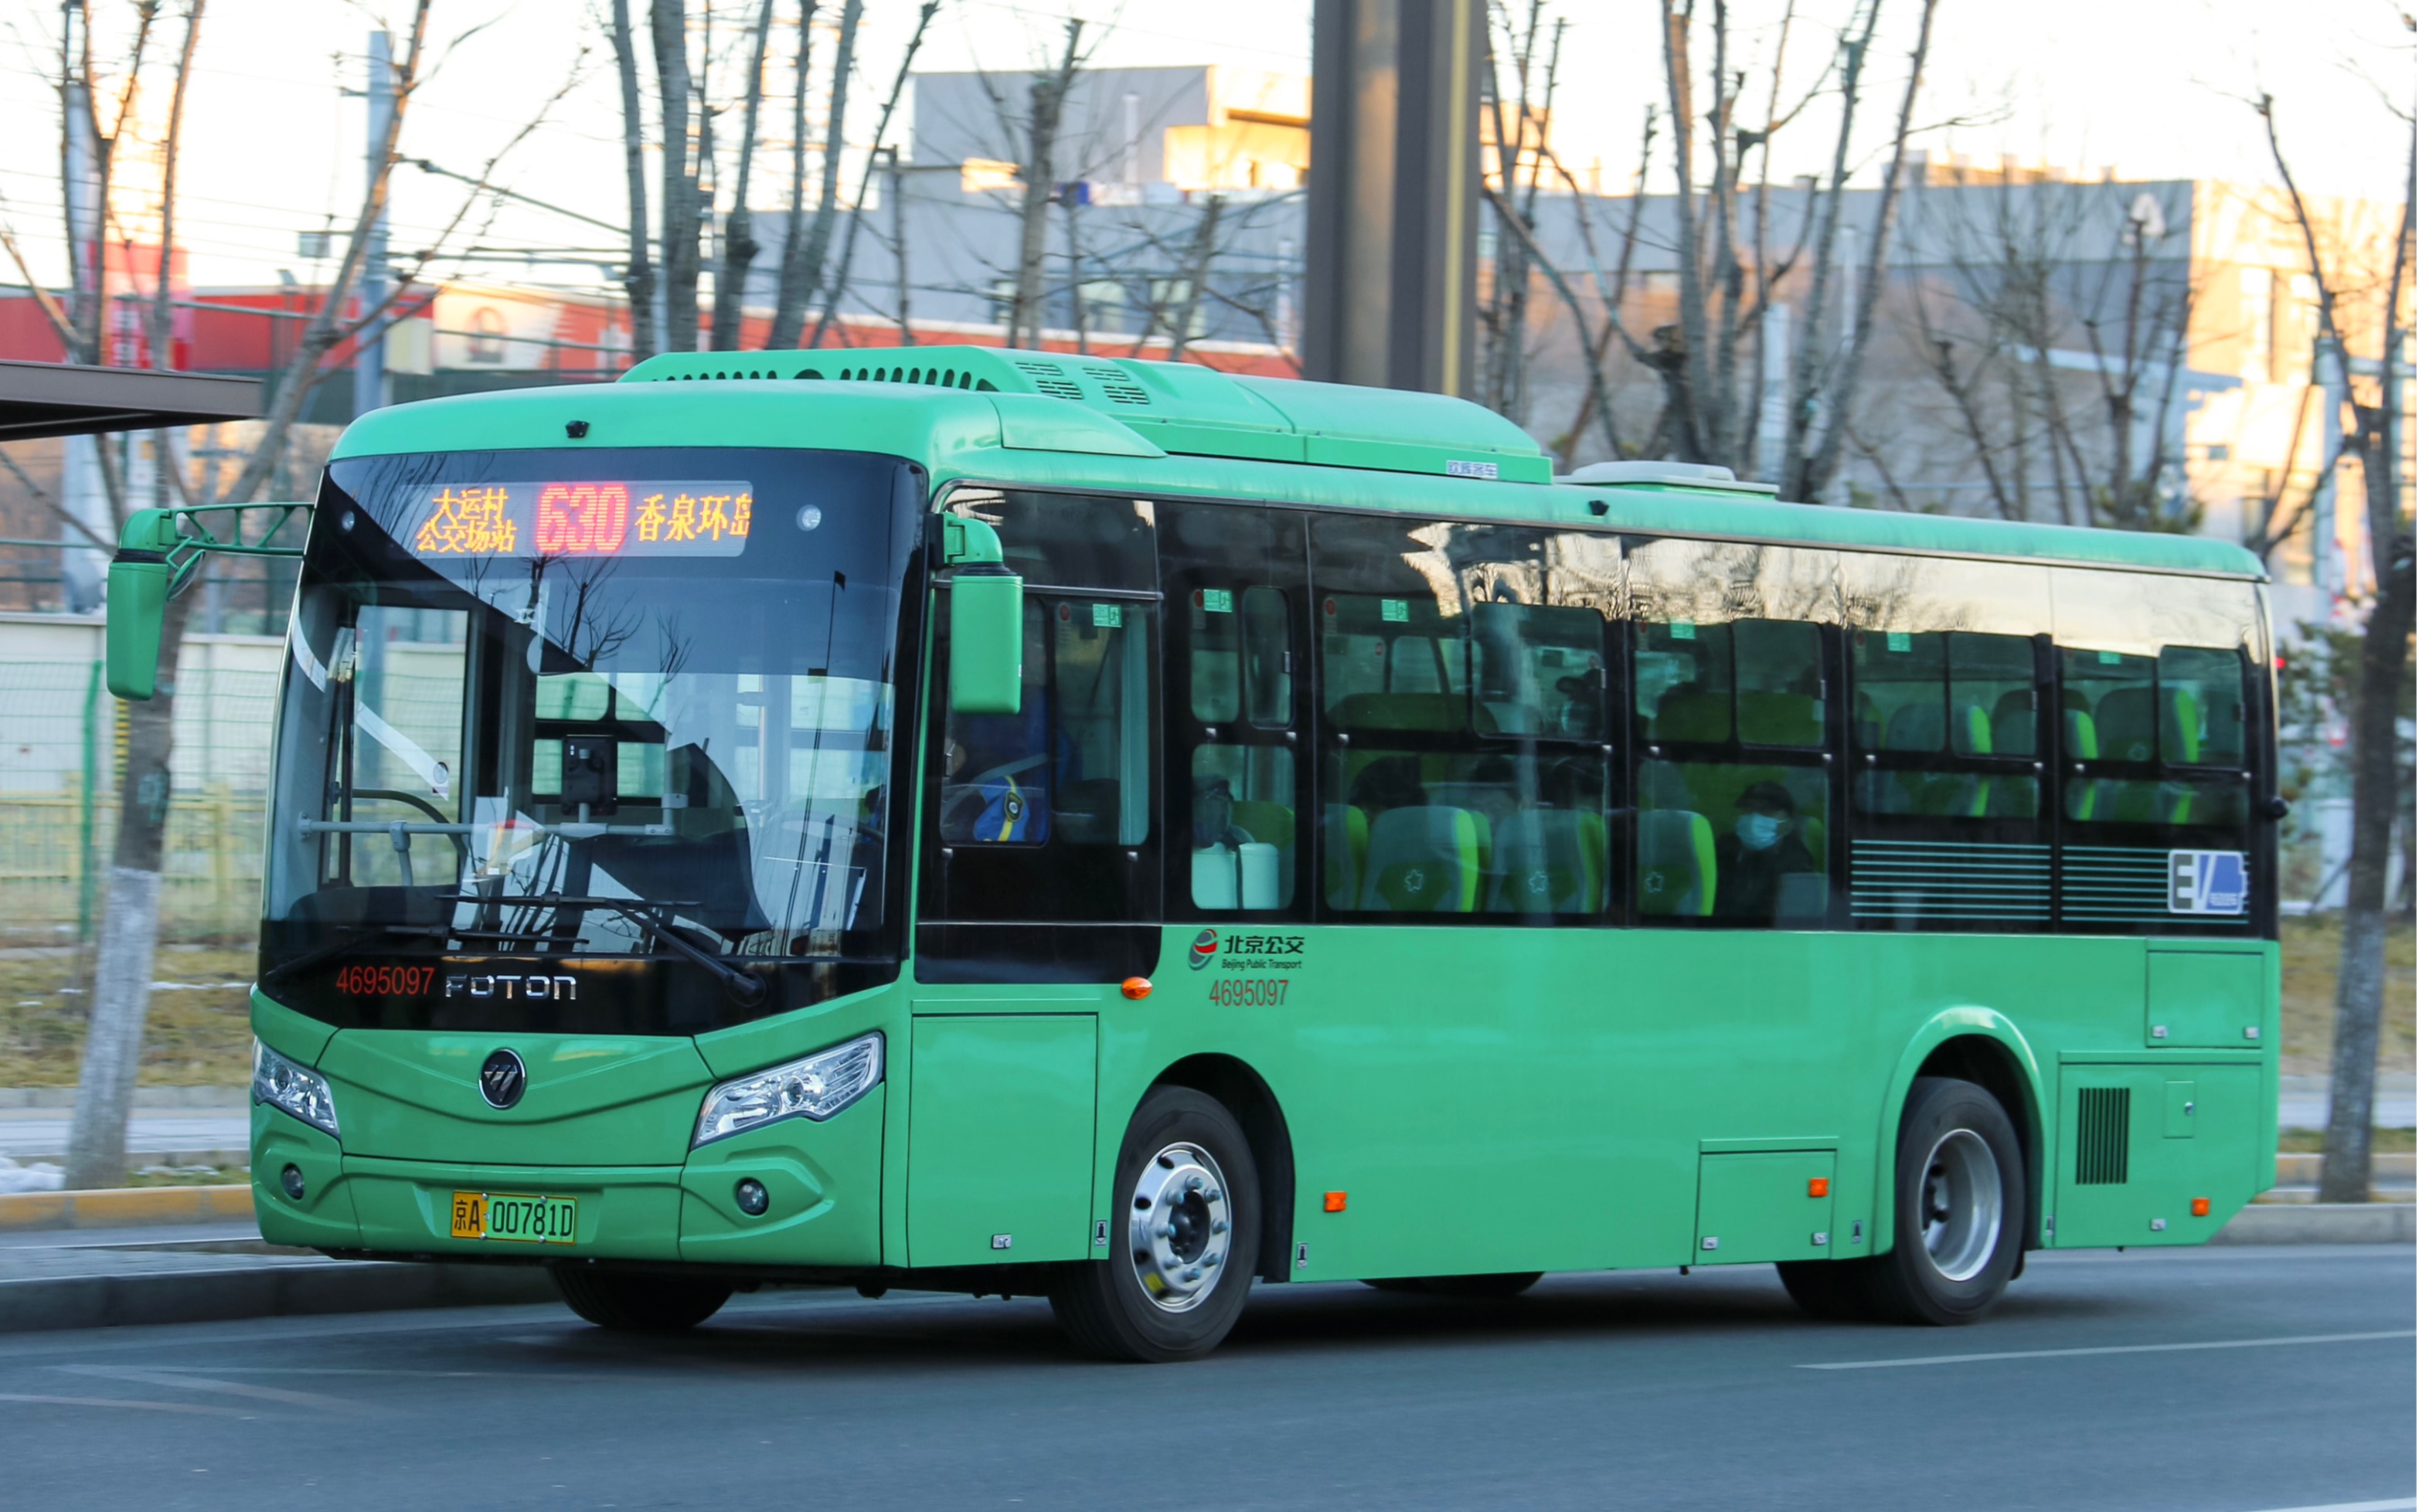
0 0 2407 296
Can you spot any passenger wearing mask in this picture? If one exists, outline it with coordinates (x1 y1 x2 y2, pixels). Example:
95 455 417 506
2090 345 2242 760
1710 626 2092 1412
1713 780 1819 922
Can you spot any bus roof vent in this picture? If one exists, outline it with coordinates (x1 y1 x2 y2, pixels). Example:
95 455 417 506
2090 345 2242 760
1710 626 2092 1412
618 345 1552 482
1009 358 1086 401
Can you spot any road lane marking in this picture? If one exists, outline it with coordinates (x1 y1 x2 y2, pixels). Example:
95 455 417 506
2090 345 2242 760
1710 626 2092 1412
2230 1500 2415 1512
1800 1329 2414 1371
57 1364 379 1414
0 1391 247 1416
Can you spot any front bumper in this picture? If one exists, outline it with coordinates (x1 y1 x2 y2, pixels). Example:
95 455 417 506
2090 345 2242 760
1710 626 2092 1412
250 1089 886 1270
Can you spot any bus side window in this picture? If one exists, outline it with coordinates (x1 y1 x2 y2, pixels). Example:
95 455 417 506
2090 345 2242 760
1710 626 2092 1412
1631 617 1832 929
1162 501 1304 919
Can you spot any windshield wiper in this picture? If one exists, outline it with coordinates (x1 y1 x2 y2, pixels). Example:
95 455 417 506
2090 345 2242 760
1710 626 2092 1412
436 893 767 1006
261 922 450 987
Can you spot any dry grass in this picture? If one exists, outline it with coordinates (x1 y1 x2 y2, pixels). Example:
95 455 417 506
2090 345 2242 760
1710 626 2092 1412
2279 915 2417 1078
0 944 255 1086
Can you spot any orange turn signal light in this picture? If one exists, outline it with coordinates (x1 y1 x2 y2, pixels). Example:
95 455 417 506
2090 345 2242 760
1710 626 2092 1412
1323 1191 1348 1213
1808 1177 1829 1198
1121 977 1152 1000
2190 1196 2210 1217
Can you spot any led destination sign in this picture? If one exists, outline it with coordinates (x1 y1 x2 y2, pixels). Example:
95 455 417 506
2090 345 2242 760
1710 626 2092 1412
407 481 754 560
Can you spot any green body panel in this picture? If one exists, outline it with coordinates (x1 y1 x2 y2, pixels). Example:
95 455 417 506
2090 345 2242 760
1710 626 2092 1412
315 1031 712 1166
264 354 2277 1283
1696 1151 1836 1262
251 1103 359 1249
905 1014 1099 1267
679 1090 885 1267
2051 1061 2264 1246
2145 944 2268 1048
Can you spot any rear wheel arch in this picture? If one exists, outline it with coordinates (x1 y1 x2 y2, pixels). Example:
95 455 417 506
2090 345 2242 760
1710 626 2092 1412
1151 1053 1296 1283
1873 1012 2045 1254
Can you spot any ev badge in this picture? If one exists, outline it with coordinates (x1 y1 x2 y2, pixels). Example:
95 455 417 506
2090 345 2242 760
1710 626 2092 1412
479 1048 529 1109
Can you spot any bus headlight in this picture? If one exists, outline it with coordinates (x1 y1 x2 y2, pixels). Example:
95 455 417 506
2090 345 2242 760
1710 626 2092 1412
694 1032 883 1147
253 1040 340 1137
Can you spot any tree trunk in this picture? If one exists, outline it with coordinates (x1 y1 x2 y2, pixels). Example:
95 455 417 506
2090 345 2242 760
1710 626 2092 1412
709 0 777 350
1009 21 1083 350
2318 515 2414 1201
768 1 818 349
1166 195 1224 363
652 0 699 354
611 0 658 362
806 0 939 351
64 590 196 1190
768 0 862 349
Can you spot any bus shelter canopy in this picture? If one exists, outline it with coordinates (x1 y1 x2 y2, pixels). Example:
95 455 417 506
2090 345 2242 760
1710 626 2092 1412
0 359 263 443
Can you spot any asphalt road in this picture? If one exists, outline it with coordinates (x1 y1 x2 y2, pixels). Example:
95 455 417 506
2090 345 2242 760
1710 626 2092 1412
0 1245 2408 1512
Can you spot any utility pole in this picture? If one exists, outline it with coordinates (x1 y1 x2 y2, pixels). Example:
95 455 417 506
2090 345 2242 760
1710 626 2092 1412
352 30 394 420
1301 0 1483 396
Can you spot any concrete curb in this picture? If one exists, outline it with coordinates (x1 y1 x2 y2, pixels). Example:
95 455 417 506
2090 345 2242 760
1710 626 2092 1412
0 1260 560 1334
2211 1202 2416 1245
0 1185 252 1231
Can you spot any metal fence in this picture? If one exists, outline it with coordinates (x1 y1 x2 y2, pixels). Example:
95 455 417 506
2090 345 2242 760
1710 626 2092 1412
0 659 278 943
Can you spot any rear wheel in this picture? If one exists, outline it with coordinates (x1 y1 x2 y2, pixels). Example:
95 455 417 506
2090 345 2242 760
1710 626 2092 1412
552 1267 732 1331
1865 1076 2025 1326
1049 1086 1261 1363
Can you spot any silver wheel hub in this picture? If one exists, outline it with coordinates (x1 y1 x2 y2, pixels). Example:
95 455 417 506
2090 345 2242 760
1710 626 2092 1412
1128 1141 1233 1313
1919 1127 2004 1283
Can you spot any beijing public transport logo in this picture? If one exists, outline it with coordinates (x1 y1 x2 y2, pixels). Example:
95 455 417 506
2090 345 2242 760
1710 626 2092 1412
1188 929 1220 970
2168 849 2249 916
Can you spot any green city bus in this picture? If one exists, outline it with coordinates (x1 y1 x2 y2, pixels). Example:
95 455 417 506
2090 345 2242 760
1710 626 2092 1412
109 345 2281 1361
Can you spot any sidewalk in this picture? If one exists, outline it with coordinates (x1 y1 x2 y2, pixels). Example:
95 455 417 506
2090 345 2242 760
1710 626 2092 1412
0 1218 556 1333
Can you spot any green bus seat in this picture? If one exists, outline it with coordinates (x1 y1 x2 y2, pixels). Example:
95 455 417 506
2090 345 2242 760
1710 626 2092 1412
1488 810 1607 914
1359 806 1484 912
1638 809 1715 916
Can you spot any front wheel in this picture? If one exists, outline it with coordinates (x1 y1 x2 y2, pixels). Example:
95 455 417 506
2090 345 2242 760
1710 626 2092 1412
1049 1086 1261 1363
1866 1076 2026 1325
552 1266 732 1331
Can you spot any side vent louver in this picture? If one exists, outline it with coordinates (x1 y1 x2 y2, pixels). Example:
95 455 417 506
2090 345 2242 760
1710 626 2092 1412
809 364 982 389
1079 363 1151 405
2075 1086 2131 1185
1011 358 1085 402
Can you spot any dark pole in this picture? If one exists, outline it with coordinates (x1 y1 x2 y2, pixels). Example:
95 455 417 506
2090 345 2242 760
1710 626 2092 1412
1302 0 1482 396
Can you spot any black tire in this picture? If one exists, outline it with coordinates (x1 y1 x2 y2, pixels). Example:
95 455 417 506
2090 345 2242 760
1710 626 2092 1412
1775 1258 1874 1320
1049 1086 1261 1363
552 1266 733 1331
1364 1272 1543 1299
1864 1076 2026 1326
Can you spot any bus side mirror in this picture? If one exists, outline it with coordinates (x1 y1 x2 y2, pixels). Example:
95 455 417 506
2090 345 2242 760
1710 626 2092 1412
943 515 1023 716
105 509 182 701
948 574 1024 715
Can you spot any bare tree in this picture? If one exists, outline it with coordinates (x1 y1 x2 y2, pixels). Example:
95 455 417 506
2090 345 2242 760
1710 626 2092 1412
652 0 699 352
1005 19 1087 350
2251 91 2417 1205
1778 0 1938 502
806 0 941 350
768 0 863 348
611 0 658 360
709 0 778 348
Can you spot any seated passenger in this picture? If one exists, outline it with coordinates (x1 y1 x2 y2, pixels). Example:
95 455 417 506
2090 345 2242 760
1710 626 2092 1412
1712 780 1819 922
1192 776 1253 851
1346 755 1426 817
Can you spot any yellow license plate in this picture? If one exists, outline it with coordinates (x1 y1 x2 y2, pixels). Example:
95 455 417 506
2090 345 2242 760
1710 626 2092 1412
451 1191 578 1245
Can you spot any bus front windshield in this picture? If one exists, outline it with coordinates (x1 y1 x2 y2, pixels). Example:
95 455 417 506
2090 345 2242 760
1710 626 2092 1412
263 447 920 993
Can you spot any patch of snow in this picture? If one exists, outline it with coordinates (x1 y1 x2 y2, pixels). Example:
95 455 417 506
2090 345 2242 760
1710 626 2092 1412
0 1157 65 1194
